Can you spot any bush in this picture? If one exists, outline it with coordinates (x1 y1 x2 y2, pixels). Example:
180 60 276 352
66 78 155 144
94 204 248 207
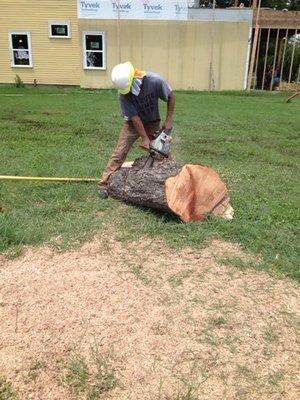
14 74 24 88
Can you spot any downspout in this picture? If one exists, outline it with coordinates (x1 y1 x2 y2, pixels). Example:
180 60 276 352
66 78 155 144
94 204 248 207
209 0 216 91
117 0 121 63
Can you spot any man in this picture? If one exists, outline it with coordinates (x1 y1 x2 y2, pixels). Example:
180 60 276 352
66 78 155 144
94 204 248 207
98 61 175 199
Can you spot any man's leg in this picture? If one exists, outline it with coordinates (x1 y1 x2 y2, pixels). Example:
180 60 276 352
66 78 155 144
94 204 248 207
98 122 138 194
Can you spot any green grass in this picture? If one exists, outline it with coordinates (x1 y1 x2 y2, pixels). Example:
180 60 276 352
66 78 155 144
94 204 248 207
0 376 17 400
63 348 117 399
25 359 46 382
0 86 299 280
64 355 89 397
167 386 199 400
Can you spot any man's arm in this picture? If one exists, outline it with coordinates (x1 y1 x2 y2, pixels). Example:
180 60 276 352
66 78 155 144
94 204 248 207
131 115 151 150
162 91 175 132
120 95 150 149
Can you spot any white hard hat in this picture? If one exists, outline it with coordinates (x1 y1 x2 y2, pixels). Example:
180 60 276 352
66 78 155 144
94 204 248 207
111 61 134 95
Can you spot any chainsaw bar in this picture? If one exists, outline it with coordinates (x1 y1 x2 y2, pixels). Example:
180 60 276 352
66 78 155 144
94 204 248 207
143 155 155 169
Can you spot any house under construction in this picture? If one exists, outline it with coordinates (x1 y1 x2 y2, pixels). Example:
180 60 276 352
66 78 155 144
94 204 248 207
0 1 299 91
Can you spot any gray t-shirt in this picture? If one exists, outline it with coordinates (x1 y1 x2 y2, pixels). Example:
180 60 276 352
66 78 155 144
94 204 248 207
119 72 172 123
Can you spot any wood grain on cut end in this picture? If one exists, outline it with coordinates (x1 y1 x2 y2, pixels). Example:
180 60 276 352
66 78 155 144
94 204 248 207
165 164 228 222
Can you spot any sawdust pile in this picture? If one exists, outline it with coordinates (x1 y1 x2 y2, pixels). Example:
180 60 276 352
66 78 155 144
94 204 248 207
0 237 299 399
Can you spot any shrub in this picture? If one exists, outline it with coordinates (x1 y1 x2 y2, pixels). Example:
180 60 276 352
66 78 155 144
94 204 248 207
14 74 24 88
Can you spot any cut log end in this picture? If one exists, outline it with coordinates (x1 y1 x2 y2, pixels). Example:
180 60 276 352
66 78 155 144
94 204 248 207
165 164 230 222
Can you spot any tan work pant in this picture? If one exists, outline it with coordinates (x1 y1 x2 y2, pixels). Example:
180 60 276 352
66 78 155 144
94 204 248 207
99 120 160 187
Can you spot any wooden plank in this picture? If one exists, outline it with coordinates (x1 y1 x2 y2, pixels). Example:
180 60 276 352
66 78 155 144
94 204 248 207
254 27 262 89
270 29 280 90
247 0 262 91
261 28 271 90
279 29 289 85
288 29 298 84
286 91 300 103
253 10 300 29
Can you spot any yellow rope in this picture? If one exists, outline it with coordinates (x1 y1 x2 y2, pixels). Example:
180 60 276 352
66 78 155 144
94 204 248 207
0 175 98 182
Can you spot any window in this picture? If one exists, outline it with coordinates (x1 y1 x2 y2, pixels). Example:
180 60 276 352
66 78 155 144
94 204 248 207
48 21 71 38
9 32 32 68
83 32 106 70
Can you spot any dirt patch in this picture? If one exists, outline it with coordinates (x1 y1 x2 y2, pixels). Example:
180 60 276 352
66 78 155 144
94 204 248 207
0 237 299 400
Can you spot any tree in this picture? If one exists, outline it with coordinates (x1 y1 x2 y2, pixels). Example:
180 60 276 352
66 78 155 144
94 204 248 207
289 0 300 11
261 0 289 9
284 35 300 81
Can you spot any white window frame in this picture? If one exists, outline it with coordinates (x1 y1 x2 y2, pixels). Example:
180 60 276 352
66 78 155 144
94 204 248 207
9 31 33 68
82 31 106 71
48 21 71 39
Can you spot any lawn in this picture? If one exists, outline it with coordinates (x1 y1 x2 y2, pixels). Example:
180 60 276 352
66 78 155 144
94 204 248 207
0 86 299 280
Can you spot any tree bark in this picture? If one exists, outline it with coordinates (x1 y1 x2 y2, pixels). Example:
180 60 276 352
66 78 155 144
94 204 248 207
107 156 233 222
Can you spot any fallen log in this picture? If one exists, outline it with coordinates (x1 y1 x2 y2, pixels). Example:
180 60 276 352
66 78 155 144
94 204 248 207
107 156 234 222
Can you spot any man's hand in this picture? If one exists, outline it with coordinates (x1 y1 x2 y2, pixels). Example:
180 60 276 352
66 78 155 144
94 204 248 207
131 115 151 150
140 137 151 150
162 120 173 132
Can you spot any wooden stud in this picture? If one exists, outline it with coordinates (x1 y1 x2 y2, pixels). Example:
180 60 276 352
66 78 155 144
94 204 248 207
261 28 271 90
247 0 262 91
279 29 289 86
288 29 298 85
254 27 262 89
270 28 280 90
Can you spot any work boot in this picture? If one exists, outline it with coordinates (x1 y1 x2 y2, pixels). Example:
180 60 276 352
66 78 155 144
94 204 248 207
97 186 108 199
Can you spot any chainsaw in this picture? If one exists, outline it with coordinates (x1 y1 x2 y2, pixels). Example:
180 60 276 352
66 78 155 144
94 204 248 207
143 128 173 169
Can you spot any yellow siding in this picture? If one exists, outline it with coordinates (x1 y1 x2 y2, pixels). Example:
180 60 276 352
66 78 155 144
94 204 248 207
0 0 80 85
79 20 250 90
0 1 250 90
